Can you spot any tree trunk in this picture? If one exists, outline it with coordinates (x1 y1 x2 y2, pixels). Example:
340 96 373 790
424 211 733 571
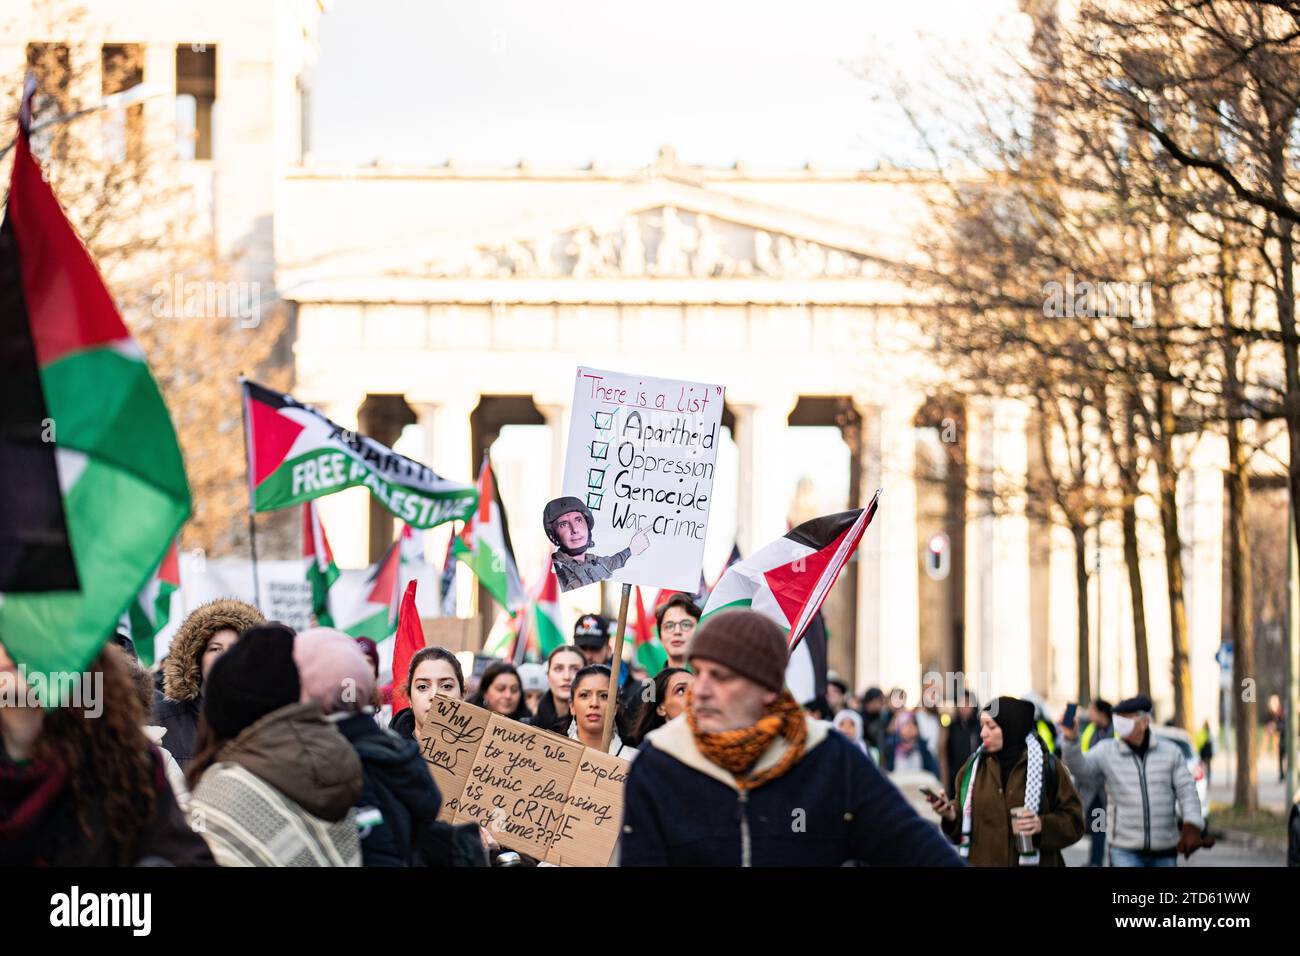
1073 523 1091 704
1154 384 1194 732
1218 246 1258 811
1227 413 1257 810
1120 394 1152 699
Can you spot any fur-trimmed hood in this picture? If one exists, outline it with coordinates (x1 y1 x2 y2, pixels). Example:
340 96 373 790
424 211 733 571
161 598 265 702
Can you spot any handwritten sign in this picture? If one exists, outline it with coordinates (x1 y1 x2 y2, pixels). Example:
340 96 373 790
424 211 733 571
416 697 629 865
547 747 632 867
561 366 725 592
416 696 490 809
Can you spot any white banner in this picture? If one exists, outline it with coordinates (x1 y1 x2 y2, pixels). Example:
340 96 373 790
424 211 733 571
558 366 724 593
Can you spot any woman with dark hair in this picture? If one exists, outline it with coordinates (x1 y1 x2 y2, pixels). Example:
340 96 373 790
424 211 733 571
469 661 531 721
566 665 637 758
0 640 214 866
627 667 693 747
525 644 586 734
186 625 365 866
390 646 464 741
925 696 1084 867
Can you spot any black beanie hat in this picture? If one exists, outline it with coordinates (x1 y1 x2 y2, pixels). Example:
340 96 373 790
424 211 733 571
203 624 300 741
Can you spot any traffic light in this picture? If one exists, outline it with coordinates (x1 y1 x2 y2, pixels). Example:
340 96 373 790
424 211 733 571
925 532 950 581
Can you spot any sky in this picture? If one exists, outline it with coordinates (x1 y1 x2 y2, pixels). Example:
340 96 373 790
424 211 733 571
311 0 1028 171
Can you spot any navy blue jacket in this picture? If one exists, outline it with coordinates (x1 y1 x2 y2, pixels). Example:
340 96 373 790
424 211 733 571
621 716 963 867
337 713 442 867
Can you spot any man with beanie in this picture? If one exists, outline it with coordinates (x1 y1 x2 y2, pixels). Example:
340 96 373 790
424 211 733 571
1061 694 1212 867
187 625 365 866
619 609 963 866
295 628 444 867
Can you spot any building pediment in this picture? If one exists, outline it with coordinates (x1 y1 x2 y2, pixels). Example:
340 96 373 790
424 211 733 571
393 200 881 281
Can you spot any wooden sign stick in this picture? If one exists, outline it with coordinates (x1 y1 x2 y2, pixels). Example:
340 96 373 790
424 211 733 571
600 583 631 753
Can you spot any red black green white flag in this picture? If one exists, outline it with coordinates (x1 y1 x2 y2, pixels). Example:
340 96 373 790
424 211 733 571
0 80 190 682
128 537 181 667
241 379 477 528
453 455 525 615
303 501 339 627
701 490 881 652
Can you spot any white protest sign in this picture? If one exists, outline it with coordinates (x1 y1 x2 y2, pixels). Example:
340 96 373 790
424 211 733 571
557 367 724 593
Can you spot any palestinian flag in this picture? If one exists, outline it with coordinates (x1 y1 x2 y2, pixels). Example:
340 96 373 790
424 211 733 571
702 490 881 652
487 563 565 662
303 501 339 627
438 529 458 616
634 587 668 676
453 455 525 615
242 379 477 528
127 537 180 666
0 81 190 684
340 534 403 639
530 567 566 658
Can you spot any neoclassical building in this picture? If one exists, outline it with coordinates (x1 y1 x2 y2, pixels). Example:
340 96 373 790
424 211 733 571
4 0 1237 724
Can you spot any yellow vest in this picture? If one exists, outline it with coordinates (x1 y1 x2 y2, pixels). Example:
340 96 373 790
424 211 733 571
1081 721 1097 753
1037 718 1056 753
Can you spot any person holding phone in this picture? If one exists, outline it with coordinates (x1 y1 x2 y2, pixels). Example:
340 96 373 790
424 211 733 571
924 696 1084 867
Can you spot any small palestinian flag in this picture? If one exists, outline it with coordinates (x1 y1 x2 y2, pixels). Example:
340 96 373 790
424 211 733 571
531 566 566 658
0 79 190 682
634 587 668 676
128 538 180 666
453 454 525 615
702 490 881 651
242 380 477 528
340 534 403 639
303 501 339 627
438 529 457 616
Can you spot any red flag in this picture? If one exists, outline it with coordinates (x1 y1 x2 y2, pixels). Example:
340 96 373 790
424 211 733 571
390 579 425 711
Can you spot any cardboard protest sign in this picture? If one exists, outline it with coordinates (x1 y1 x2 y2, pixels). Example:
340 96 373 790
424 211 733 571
416 697 629 865
546 746 632 867
423 616 483 654
549 367 725 593
416 695 490 813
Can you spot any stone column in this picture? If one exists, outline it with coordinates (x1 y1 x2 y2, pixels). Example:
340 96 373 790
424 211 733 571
855 400 922 698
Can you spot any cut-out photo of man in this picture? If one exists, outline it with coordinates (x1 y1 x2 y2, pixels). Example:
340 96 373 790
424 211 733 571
543 495 649 592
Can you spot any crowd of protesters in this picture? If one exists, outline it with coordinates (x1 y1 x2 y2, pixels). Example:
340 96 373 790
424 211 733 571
0 586 1222 868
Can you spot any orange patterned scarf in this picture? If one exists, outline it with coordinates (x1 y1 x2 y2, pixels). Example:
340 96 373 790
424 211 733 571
688 688 807 791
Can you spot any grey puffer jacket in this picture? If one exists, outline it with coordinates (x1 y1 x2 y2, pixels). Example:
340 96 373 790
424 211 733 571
1062 731 1203 852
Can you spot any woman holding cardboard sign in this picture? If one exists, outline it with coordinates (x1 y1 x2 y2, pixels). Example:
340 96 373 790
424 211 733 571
566 665 637 759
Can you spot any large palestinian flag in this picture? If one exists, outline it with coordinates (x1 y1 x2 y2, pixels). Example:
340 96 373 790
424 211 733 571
453 455 525 615
0 83 190 684
702 490 881 652
242 380 477 528
128 538 180 667
303 501 339 627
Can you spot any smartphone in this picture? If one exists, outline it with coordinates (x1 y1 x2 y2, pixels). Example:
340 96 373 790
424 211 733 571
919 786 942 801
1062 702 1078 728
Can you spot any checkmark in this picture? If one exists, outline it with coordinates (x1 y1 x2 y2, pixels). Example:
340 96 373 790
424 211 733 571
588 468 605 489
586 492 603 510
593 411 614 431
590 441 609 460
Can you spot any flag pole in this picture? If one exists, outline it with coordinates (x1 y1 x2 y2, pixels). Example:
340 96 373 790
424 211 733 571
600 583 632 753
238 375 261 604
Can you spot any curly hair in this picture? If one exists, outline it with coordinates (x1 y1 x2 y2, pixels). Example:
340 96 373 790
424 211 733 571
34 644 157 865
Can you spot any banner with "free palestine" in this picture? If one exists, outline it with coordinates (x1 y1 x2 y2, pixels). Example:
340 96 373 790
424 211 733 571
242 380 478 528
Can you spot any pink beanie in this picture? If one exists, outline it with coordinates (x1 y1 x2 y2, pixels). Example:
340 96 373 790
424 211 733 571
294 627 376 715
